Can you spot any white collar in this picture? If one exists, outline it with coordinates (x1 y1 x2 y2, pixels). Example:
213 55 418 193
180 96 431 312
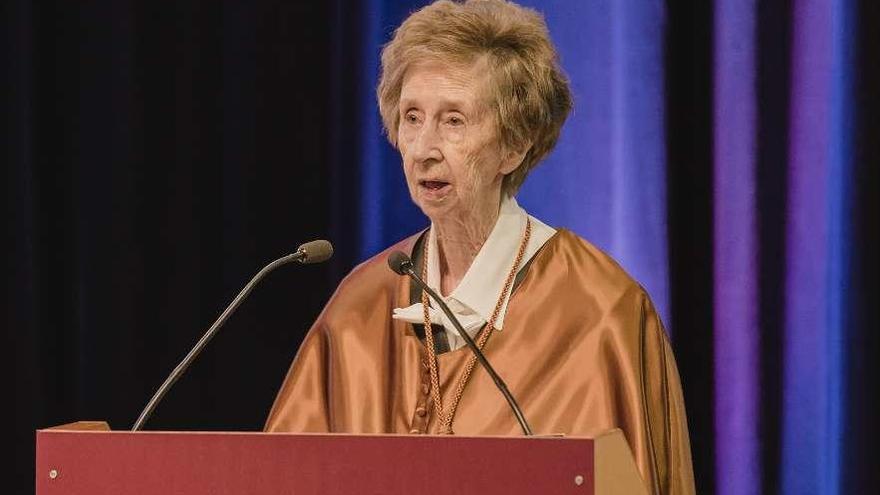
392 196 555 349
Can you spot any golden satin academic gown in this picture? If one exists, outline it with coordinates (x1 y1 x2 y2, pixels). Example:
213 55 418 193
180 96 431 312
265 229 695 495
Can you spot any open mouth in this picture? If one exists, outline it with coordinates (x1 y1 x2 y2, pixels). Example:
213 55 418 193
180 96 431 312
419 180 450 191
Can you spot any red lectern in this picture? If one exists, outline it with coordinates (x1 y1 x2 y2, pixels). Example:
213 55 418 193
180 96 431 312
36 422 647 494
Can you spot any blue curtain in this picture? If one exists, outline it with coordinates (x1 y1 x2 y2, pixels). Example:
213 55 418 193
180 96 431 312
345 1 877 493
713 1 868 493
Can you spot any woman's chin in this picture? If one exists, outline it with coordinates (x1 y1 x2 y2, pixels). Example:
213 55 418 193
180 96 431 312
415 196 459 221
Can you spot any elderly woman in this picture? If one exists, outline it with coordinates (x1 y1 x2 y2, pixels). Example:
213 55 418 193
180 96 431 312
266 1 694 493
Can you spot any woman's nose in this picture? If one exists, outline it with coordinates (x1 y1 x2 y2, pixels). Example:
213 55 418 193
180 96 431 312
410 124 443 164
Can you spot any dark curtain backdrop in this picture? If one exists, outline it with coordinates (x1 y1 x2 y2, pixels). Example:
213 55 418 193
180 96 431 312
5 1 877 494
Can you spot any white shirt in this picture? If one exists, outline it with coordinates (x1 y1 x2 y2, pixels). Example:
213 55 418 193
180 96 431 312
392 196 556 350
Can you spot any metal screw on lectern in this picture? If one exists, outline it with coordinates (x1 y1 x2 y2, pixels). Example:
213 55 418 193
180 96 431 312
574 474 584 486
49 469 58 480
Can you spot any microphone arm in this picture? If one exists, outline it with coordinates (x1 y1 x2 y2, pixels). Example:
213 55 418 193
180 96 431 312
388 251 533 436
131 240 333 431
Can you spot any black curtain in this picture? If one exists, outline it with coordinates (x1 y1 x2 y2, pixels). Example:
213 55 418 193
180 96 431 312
5 1 358 491
664 0 715 490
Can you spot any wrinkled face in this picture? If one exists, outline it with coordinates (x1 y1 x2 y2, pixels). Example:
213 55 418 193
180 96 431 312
397 60 520 223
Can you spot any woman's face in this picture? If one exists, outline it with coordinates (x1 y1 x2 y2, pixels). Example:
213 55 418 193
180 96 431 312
397 59 521 224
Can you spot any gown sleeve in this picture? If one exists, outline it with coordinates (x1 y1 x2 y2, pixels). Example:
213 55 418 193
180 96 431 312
637 291 696 495
264 319 331 433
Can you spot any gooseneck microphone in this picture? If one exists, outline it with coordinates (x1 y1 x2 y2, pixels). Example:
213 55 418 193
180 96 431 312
131 239 333 431
387 251 533 436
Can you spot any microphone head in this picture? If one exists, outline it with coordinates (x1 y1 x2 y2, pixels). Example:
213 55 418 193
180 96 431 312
297 240 334 264
387 251 414 275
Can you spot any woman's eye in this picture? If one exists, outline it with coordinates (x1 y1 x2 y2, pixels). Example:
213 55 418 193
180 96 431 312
405 112 419 124
448 116 464 126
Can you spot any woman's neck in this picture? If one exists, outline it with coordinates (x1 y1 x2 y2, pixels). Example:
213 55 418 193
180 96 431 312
432 200 501 296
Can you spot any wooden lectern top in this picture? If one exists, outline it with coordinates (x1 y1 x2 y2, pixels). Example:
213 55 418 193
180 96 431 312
36 422 647 495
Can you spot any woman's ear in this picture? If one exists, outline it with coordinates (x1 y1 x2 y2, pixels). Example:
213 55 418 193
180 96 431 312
500 142 532 175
